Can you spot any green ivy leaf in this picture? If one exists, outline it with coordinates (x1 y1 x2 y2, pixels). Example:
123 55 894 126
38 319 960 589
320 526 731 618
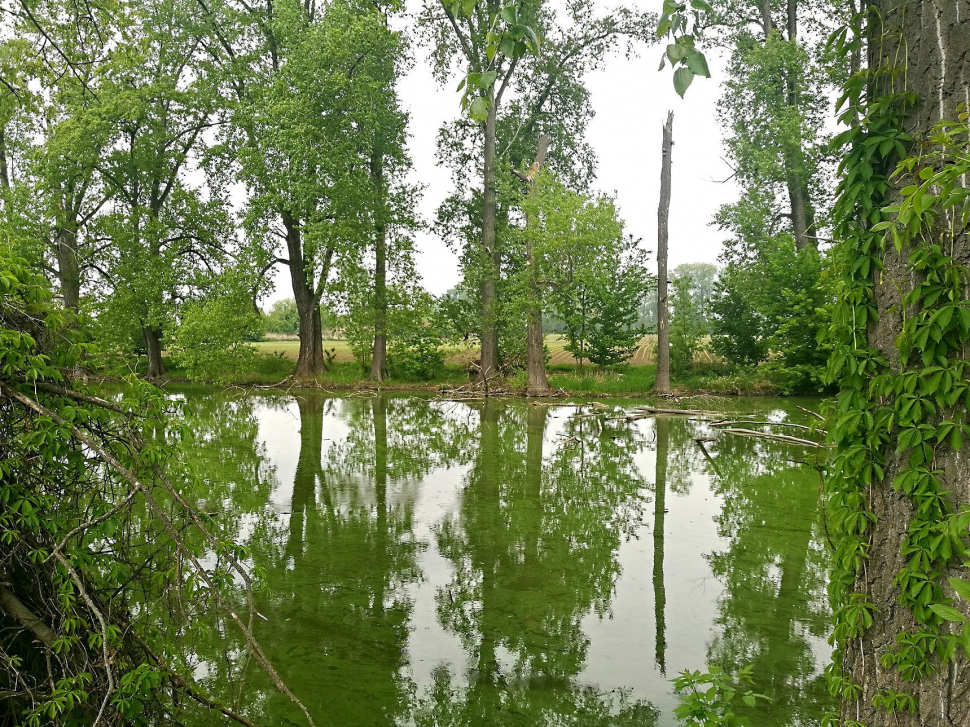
949 578 970 603
469 96 490 122
929 604 967 623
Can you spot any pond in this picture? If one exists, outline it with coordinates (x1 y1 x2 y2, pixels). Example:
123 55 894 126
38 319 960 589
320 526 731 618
175 390 834 726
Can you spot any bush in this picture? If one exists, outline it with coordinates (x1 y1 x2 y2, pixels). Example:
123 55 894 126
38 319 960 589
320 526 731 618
169 294 262 383
387 324 444 381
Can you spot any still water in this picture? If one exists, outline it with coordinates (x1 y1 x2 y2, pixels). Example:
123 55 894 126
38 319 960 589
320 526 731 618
177 391 834 726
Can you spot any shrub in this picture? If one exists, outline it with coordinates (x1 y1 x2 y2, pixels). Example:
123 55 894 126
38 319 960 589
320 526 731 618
388 324 445 381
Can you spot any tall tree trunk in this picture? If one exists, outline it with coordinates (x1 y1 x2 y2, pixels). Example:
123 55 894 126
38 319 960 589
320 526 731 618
758 0 773 36
54 225 81 311
142 326 165 378
370 151 388 382
282 212 325 380
0 128 9 197
783 0 815 251
521 136 552 397
787 170 812 251
840 2 970 725
654 112 674 395
477 91 500 384
653 417 668 674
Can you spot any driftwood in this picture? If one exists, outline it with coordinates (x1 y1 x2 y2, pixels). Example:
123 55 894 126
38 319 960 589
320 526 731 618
796 405 826 422
710 420 828 435
717 427 829 448
633 405 753 418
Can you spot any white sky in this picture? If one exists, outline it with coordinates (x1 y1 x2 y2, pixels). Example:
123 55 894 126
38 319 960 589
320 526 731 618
270 1 739 302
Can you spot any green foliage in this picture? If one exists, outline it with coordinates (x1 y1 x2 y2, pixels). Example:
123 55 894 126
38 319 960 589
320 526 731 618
822 19 970 702
673 664 768 726
657 0 713 97
709 234 830 388
669 273 707 371
581 261 650 370
264 298 300 335
522 176 651 370
168 291 262 384
445 1 540 122
388 324 446 381
0 249 299 725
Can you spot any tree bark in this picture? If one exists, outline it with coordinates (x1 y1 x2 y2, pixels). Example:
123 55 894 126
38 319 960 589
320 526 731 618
758 0 773 37
0 128 9 196
54 224 81 311
654 112 674 395
783 0 816 251
370 149 388 382
842 2 970 725
142 326 165 378
477 90 500 384
521 136 552 397
787 170 812 251
282 212 325 380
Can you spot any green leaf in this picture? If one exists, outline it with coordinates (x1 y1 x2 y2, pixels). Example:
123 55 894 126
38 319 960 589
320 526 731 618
673 67 694 98
469 96 490 122
929 604 966 623
685 49 710 77
666 44 688 64
950 578 970 603
690 0 713 11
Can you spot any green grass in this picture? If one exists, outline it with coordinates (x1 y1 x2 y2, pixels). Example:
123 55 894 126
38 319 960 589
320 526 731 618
115 339 823 396
547 364 658 396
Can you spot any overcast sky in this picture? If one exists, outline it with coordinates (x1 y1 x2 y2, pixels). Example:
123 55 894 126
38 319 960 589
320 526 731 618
269 1 740 302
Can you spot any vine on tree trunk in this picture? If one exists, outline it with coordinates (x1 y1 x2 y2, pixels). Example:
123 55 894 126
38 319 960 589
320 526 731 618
823 7 970 722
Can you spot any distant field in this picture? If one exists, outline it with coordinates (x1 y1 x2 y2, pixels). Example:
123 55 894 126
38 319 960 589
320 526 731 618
255 335 719 366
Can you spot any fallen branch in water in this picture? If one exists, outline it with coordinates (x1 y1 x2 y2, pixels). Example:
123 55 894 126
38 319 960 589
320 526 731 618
633 405 754 418
796 405 826 422
710 420 828 435
717 427 829 448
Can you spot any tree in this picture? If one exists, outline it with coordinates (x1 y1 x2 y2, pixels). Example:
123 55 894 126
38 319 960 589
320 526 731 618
515 134 553 395
655 111 674 393
665 1 970 723
583 259 651 370
264 298 300 335
823 3 970 724
423 0 653 383
669 272 707 371
91 0 230 378
198 0 412 380
709 0 837 252
0 251 312 726
522 176 650 372
672 262 718 323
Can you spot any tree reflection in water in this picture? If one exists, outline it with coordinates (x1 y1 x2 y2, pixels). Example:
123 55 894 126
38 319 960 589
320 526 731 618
698 419 833 726
415 401 658 726
172 391 832 726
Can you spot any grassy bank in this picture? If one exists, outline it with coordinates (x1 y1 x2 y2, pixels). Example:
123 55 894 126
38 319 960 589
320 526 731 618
142 346 815 397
